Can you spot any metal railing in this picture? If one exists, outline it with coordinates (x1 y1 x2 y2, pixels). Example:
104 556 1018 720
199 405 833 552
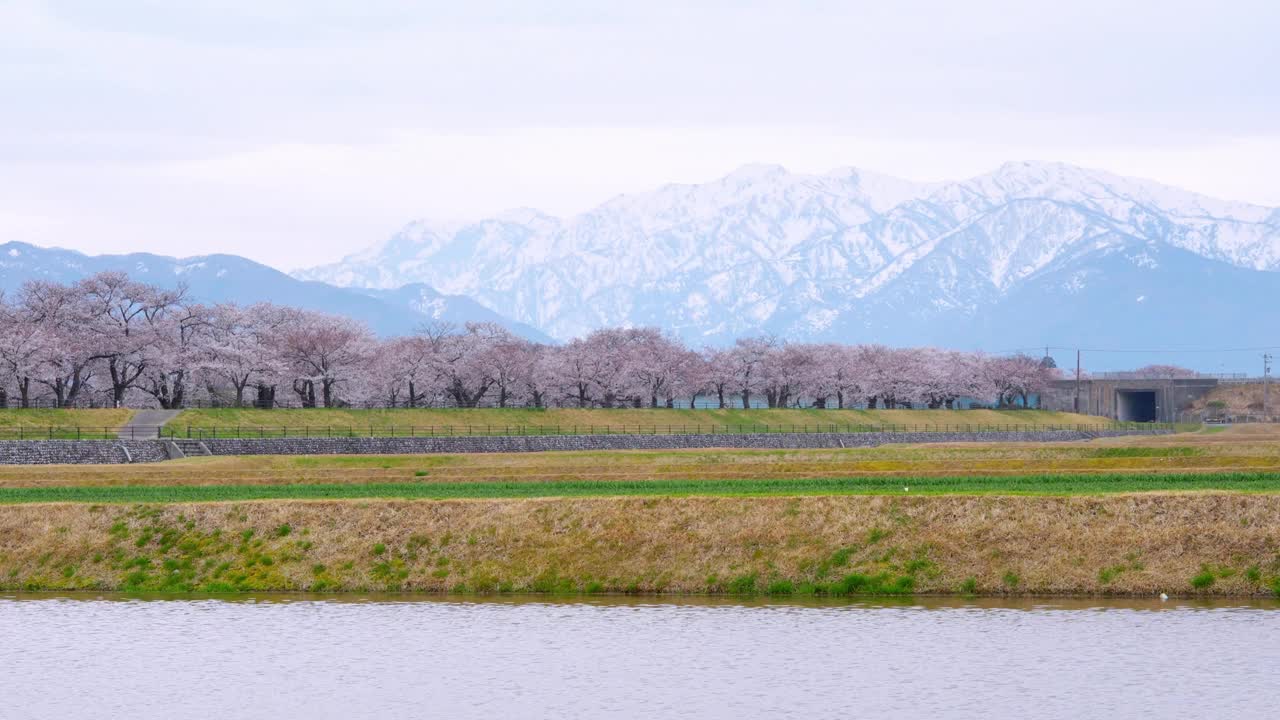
0 422 1179 441
1091 372 1255 380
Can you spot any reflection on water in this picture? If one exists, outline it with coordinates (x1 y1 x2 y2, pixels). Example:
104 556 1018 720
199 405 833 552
2 593 1278 720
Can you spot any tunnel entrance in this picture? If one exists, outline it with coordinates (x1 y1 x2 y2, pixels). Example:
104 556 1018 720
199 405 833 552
1116 390 1157 422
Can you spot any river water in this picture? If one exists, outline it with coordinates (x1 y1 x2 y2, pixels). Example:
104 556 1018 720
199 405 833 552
2 594 1277 719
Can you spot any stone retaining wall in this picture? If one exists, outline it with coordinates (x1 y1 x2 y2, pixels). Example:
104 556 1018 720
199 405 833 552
0 429 1172 465
202 429 1168 456
0 440 169 465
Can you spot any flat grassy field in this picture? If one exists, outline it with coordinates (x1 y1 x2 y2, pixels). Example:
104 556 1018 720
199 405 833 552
0 408 134 439
3 426 1275 491
5 472 1280 504
164 407 1120 437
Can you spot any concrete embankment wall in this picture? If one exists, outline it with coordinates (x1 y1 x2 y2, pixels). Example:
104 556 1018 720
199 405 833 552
0 429 1173 464
2 494 1277 596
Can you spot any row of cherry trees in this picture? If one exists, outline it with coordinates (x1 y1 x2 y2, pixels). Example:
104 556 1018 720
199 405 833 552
0 273 1061 410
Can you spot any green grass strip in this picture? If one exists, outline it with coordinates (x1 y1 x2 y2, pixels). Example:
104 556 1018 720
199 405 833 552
4 472 1280 504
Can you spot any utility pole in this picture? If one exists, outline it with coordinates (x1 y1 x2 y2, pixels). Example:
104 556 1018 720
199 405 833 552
1265 353 1273 418
1075 349 1081 413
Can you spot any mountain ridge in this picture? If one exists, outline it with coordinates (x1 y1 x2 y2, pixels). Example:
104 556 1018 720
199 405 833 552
293 161 1280 349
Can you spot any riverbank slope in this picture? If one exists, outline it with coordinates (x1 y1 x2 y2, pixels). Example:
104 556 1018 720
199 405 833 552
3 494 1277 596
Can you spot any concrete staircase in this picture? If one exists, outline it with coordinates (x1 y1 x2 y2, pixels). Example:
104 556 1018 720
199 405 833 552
166 439 212 459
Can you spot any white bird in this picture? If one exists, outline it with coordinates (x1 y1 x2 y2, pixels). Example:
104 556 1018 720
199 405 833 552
1159 593 1169 601
903 486 910 492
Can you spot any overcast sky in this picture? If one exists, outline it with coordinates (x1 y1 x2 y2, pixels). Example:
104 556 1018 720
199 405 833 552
2 0 1277 270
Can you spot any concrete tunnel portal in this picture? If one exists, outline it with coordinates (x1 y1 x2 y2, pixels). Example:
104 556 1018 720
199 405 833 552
1115 390 1158 423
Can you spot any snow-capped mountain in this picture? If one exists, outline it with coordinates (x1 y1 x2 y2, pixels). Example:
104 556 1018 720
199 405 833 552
295 161 1280 352
0 242 551 341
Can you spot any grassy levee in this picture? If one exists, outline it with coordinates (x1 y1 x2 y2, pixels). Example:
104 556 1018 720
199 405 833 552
4 426 1279 597
0 409 134 439
2 494 1279 596
164 407 1118 437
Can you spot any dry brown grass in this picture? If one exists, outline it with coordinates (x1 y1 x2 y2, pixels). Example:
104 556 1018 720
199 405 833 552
2 494 1278 596
1186 383 1274 415
4 426 1277 596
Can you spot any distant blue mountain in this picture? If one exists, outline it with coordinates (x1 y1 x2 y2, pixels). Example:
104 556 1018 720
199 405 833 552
7 161 1279 371
0 241 552 342
293 161 1279 371
833 238 1280 370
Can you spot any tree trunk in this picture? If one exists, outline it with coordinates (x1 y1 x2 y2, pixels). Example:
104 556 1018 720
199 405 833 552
68 370 86 406
255 383 270 408
293 379 316 408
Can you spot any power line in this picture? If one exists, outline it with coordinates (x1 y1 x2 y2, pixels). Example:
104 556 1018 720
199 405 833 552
992 345 1280 355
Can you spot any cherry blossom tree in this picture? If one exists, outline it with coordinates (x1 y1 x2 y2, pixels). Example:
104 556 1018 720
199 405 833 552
701 347 735 409
546 338 597 407
374 335 441 408
723 337 774 408
521 344 554 408
202 303 294 407
828 344 864 409
76 273 186 407
477 324 537 408
1130 364 1198 379
0 274 1091 411
16 281 97 407
140 302 212 409
759 343 821 408
625 328 696 408
279 310 376 408
431 322 502 408
581 328 645 407
0 293 45 407
987 353 1060 407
